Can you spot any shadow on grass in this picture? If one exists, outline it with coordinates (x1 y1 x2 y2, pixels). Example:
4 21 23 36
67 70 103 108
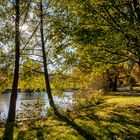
36 128 45 140
109 106 140 126
17 131 25 140
16 127 45 140
16 111 96 140
56 112 96 140
78 104 140 140
10 99 140 140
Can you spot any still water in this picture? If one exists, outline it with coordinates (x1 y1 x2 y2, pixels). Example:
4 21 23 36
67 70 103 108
0 91 74 119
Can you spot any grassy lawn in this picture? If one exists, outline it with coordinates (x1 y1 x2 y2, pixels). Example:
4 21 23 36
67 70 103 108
0 93 140 140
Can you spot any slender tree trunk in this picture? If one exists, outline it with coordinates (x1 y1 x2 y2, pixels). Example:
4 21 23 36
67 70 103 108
40 0 57 112
112 76 117 92
109 77 117 91
107 70 118 91
3 0 20 139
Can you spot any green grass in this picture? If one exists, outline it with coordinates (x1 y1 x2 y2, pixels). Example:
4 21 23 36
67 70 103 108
0 93 140 140
106 96 140 105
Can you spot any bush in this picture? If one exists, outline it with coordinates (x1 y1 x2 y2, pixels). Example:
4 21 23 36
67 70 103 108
73 89 104 110
16 99 45 121
46 107 56 117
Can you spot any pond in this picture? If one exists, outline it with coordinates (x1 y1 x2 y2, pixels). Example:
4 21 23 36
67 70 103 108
0 91 74 120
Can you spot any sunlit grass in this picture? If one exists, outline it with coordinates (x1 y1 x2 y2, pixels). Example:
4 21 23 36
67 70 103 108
106 96 140 105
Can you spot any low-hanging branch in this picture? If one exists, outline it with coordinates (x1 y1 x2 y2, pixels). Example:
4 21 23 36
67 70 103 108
22 48 42 52
21 53 43 57
22 65 44 74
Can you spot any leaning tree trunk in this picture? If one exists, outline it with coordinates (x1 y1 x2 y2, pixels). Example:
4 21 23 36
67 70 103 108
3 0 20 139
40 0 57 113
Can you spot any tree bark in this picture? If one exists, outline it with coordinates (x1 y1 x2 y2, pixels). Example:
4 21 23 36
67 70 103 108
40 0 57 112
3 0 20 139
112 75 117 92
107 70 118 92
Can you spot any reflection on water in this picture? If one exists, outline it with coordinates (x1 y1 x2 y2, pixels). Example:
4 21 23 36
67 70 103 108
0 91 74 119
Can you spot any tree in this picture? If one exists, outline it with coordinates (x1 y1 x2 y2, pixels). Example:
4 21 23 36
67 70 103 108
39 0 57 112
51 0 140 90
3 0 34 139
3 0 20 139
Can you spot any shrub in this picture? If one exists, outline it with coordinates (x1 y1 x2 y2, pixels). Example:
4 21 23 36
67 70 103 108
16 99 45 121
46 107 56 117
73 89 104 110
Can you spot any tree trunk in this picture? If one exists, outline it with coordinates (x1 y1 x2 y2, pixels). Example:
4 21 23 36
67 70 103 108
40 0 57 113
112 76 117 92
109 77 117 91
3 0 20 139
106 70 117 92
